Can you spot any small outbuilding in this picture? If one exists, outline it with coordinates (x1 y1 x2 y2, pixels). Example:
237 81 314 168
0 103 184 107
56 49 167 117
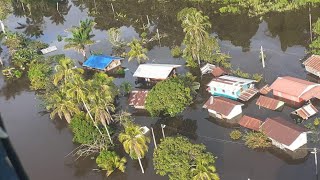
203 96 244 120
133 64 181 83
128 90 149 109
303 55 320 78
292 103 318 120
238 115 262 131
211 67 229 77
83 55 123 71
261 117 309 151
256 95 285 111
259 84 272 95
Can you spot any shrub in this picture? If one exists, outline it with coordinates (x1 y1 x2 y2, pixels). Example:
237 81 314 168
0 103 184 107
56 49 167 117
116 68 125 75
230 130 242 140
28 60 52 90
244 132 271 149
314 118 320 126
119 81 132 95
171 46 182 58
252 73 263 82
57 35 63 42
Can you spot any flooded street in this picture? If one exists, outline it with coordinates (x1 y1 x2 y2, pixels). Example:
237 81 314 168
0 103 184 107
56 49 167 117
1 1 320 179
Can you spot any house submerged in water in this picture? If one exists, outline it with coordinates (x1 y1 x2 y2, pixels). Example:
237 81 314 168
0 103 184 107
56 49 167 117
83 55 123 72
206 75 258 101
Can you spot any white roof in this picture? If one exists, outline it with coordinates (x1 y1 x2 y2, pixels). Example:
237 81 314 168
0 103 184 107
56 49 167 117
207 75 255 92
200 63 216 75
41 46 57 54
133 64 181 79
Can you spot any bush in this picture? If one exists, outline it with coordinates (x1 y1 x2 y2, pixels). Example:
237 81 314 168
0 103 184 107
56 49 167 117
252 73 263 82
119 81 132 95
116 68 125 75
57 35 63 42
28 60 52 90
171 46 182 58
232 68 250 79
96 150 126 176
230 130 242 140
244 132 271 149
314 118 320 126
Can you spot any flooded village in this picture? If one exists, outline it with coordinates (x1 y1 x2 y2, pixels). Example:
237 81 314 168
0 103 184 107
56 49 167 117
2 1 320 180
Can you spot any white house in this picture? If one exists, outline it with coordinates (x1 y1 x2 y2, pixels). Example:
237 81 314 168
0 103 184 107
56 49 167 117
133 64 181 83
203 96 244 120
261 117 309 151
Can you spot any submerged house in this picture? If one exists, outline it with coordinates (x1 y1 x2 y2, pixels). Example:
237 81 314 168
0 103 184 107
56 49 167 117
303 55 320 78
238 115 262 131
133 64 181 83
256 95 285 111
83 55 123 71
203 96 244 120
261 117 309 151
292 103 318 120
206 75 257 101
128 90 149 109
270 76 320 106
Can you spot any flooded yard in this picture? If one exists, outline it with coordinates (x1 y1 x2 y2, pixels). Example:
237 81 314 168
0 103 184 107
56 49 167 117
1 1 320 180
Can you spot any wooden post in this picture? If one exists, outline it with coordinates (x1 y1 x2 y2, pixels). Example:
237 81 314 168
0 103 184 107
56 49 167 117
151 127 157 149
161 124 166 139
309 6 313 42
260 46 265 68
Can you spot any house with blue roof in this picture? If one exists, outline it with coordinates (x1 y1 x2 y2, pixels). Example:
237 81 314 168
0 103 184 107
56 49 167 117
83 55 123 71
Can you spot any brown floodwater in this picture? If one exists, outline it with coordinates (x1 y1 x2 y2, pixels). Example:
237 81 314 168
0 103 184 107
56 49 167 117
1 1 320 179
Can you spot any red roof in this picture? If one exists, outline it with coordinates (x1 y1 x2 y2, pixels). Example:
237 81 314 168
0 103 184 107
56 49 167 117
211 67 228 77
203 96 243 116
261 117 307 146
256 95 284 110
238 115 262 131
293 103 318 120
128 90 149 108
270 76 317 98
259 84 271 95
303 55 320 72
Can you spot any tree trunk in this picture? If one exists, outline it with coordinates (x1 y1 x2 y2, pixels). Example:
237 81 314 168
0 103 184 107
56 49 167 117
138 157 144 174
103 124 114 145
81 99 103 135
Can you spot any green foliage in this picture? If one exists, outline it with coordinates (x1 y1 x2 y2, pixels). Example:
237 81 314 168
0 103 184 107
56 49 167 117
120 81 132 95
27 59 52 90
116 68 125 75
244 132 271 149
232 68 250 79
96 150 127 176
127 38 148 63
0 0 12 20
145 75 194 117
252 73 263 82
314 118 320 126
2 67 23 79
153 136 219 180
4 32 27 54
107 27 124 47
171 46 182 58
57 35 63 42
230 130 242 140
70 113 104 144
310 19 320 55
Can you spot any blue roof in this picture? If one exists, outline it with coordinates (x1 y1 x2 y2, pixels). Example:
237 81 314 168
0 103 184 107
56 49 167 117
83 55 123 70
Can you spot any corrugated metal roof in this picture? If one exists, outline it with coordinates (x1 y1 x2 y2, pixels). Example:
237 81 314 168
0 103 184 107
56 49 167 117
259 84 271 95
133 64 181 79
261 117 307 146
200 63 216 75
203 96 243 116
212 67 228 77
303 55 320 72
207 75 255 92
238 115 262 131
83 55 123 70
256 95 284 110
239 88 259 101
128 90 149 109
270 76 318 98
293 103 318 120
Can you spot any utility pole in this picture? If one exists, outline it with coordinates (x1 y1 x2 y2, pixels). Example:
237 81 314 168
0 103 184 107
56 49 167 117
311 148 318 176
260 46 265 68
161 124 166 139
111 3 115 19
309 5 313 42
151 127 157 149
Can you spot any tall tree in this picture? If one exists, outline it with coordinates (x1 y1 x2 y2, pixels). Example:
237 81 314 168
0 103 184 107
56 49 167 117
64 19 95 57
96 150 127 177
119 124 150 174
127 39 148 64
191 158 220 180
53 57 83 86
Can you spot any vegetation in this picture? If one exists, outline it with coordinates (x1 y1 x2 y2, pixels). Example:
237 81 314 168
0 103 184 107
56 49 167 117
120 81 132 96
244 132 271 149
252 73 263 82
64 19 95 57
153 136 219 180
230 130 242 140
107 27 124 47
310 19 320 55
145 75 195 117
314 118 320 126
27 59 52 90
171 46 182 58
96 150 126 176
0 0 12 20
127 38 148 64
119 124 150 173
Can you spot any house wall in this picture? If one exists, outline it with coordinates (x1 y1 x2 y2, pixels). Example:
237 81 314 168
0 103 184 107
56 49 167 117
270 138 286 150
226 105 242 119
273 90 304 106
287 133 307 151
208 83 251 100
106 60 121 71
208 109 226 119
306 66 320 77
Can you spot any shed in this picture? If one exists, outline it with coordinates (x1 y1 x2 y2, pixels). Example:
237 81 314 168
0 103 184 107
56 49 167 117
256 95 285 111
83 55 123 71
203 96 244 120
270 76 320 106
238 115 262 131
259 84 272 95
303 55 320 77
200 63 216 75
261 117 309 151
128 90 149 109
133 64 181 82
292 103 318 120
211 67 229 77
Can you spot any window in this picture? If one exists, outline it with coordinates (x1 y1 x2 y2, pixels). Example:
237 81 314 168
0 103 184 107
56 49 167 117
222 89 225 93
232 92 235 95
213 87 216 91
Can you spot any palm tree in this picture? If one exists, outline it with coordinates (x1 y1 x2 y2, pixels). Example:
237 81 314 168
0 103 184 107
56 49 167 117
191 158 220 180
64 19 95 57
119 124 150 174
46 90 80 123
127 39 148 64
53 57 83 86
96 150 127 177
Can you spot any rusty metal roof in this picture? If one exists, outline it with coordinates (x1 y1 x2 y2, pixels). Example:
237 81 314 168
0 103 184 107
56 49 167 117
303 55 320 72
211 67 228 77
239 88 259 101
259 84 271 95
203 96 243 116
128 90 149 109
293 103 318 120
238 115 262 131
256 95 284 110
261 117 308 146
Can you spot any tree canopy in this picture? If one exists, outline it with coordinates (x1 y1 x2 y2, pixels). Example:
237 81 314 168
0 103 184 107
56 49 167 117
153 136 219 180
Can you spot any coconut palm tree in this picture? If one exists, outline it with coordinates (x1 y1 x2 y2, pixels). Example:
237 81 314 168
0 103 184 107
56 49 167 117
96 150 127 177
119 124 150 174
53 57 83 86
127 39 148 64
46 90 80 123
64 19 95 57
191 158 220 180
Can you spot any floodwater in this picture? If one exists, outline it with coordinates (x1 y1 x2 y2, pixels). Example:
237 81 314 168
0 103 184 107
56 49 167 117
1 1 320 179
